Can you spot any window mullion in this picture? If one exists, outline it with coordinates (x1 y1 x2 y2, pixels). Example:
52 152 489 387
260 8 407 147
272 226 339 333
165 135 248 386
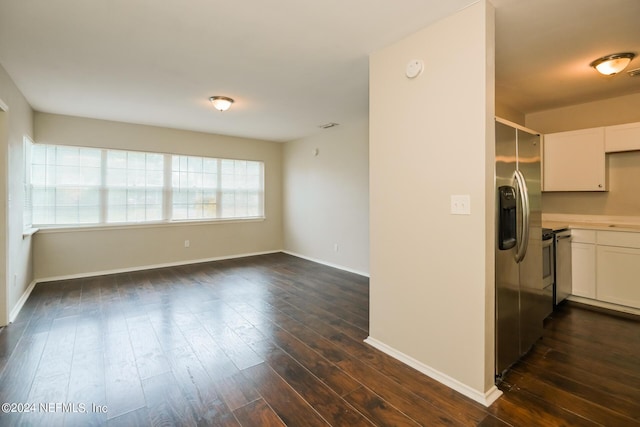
164 154 172 221
100 149 108 223
216 158 222 218
260 163 265 217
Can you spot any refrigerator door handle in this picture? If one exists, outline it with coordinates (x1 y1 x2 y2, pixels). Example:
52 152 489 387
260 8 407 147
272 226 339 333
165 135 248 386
513 169 530 263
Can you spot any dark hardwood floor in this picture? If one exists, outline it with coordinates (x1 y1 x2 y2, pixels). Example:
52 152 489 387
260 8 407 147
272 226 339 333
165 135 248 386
0 252 638 426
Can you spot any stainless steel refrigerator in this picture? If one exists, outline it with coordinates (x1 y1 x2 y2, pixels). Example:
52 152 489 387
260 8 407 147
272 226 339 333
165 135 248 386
495 118 544 378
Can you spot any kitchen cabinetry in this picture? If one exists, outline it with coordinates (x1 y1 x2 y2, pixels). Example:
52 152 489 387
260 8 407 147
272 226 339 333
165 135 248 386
570 229 596 299
605 122 640 153
596 231 640 309
543 128 606 191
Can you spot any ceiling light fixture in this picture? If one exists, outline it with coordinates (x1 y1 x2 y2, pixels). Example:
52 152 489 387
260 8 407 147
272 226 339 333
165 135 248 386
318 122 339 129
589 52 635 76
209 96 234 111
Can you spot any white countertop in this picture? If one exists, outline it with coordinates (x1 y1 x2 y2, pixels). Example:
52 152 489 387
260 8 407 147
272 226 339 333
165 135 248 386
542 214 640 233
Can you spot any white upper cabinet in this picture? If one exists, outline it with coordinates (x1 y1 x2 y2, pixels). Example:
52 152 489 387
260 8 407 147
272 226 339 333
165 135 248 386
605 122 640 153
543 127 606 192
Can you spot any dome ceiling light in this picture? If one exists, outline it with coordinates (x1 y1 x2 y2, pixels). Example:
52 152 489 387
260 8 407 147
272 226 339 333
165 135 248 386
589 52 635 76
209 96 234 111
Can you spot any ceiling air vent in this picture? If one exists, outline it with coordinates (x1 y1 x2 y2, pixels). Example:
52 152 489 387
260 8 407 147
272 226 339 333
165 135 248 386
627 68 640 77
318 122 339 129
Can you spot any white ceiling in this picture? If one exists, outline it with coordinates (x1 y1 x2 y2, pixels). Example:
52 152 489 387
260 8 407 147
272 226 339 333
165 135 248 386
1 0 639 142
494 0 640 114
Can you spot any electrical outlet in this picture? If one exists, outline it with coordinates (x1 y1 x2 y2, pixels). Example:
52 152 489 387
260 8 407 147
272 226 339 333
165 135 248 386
184 240 190 248
451 195 471 215
334 243 339 252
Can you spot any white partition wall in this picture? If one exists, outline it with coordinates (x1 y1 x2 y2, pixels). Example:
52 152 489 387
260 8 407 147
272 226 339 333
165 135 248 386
368 0 499 405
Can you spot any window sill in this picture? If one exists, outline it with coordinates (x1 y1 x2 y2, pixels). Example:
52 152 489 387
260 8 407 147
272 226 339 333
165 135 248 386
22 227 40 238
34 217 266 234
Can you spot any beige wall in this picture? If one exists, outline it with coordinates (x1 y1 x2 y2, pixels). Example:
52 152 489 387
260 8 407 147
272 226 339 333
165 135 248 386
0 64 35 325
283 117 369 275
526 92 640 133
369 1 496 401
33 113 283 279
526 93 640 216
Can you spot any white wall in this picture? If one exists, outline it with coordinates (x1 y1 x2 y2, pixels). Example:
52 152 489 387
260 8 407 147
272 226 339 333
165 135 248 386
368 0 497 404
283 117 369 275
0 64 34 325
33 113 283 280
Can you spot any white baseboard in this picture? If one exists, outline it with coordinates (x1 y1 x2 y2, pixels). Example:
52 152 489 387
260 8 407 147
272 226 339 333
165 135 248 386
364 336 502 407
35 250 282 284
282 251 369 278
9 280 37 323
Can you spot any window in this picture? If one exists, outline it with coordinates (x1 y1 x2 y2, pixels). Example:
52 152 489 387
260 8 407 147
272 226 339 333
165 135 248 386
172 155 218 220
106 151 165 223
28 143 265 227
31 145 102 225
220 159 263 218
171 156 264 220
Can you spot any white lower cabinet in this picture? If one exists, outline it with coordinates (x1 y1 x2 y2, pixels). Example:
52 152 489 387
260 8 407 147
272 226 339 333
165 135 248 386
570 228 640 311
571 242 596 298
597 245 640 309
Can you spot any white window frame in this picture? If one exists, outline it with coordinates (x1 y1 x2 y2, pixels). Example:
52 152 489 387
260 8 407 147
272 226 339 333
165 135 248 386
27 143 265 229
23 136 34 232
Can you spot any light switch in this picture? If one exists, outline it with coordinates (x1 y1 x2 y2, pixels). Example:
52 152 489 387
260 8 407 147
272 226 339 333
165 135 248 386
451 195 471 215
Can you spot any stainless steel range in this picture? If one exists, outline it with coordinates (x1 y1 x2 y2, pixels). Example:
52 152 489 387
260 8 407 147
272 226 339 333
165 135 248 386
554 229 572 305
542 228 554 318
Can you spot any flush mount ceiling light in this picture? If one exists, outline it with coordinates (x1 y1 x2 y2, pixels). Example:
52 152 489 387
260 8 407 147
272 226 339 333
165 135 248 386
589 52 635 76
318 122 339 129
209 96 234 111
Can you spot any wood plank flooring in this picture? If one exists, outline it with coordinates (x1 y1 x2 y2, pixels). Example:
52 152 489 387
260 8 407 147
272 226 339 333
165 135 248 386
0 252 638 426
